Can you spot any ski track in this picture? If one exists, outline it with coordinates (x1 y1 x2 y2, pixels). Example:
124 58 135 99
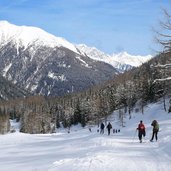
147 141 171 171
47 134 171 171
0 130 169 171
0 128 171 171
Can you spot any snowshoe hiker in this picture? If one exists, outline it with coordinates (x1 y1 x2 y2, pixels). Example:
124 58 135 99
100 122 105 134
107 122 112 135
150 120 159 142
137 120 146 143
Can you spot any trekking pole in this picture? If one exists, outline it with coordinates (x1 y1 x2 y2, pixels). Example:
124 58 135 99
132 129 137 143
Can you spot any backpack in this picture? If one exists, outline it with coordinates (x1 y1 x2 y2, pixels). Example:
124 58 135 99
152 120 159 131
139 123 145 130
155 123 159 131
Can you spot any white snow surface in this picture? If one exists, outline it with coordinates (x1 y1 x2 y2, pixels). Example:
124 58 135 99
0 20 78 53
1 100 171 171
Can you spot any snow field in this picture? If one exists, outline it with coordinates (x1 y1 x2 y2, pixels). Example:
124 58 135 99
0 101 171 171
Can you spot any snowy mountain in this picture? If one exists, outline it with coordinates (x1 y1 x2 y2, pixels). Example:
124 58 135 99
0 20 78 53
0 21 153 97
76 44 152 72
0 21 118 96
112 51 152 67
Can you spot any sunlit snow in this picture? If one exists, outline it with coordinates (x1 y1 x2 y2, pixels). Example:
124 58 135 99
76 56 92 68
48 71 67 81
0 100 171 171
0 21 78 54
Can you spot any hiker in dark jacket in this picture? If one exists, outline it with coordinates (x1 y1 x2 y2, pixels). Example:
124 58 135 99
100 122 105 134
107 122 112 135
150 120 159 142
137 120 146 143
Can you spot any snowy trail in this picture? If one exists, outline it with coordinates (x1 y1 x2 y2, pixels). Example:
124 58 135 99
1 102 171 171
46 132 171 171
0 128 171 171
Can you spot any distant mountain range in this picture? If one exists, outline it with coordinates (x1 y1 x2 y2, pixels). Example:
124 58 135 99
0 21 152 97
76 44 152 72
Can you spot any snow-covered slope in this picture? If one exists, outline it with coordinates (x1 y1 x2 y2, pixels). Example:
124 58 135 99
76 44 112 61
0 99 171 171
76 44 152 72
0 20 78 53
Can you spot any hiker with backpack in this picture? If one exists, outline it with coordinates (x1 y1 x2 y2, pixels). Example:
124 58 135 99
137 120 146 143
150 120 159 142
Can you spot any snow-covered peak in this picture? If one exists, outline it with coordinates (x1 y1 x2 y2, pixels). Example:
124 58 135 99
76 44 153 70
76 44 111 60
76 44 118 64
0 20 78 53
112 51 152 67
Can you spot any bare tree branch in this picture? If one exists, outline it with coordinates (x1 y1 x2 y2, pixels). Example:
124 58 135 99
155 7 171 52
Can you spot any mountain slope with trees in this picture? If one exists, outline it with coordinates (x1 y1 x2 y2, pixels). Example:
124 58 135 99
0 7 171 134
0 74 29 134
0 50 170 134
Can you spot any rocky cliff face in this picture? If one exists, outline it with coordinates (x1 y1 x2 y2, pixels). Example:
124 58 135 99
0 42 118 96
0 73 28 100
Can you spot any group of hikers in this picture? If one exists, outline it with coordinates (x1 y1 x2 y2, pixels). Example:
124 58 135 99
99 122 120 135
137 120 159 143
98 119 159 143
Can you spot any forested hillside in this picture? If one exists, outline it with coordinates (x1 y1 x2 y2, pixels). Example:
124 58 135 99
0 50 170 134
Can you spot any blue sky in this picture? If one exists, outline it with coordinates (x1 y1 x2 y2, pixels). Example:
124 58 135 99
0 0 170 55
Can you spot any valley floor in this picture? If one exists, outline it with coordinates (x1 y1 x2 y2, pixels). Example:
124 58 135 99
0 102 171 171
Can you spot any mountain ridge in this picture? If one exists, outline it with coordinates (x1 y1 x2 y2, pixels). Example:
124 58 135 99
0 20 78 54
76 44 152 72
0 20 152 69
0 21 118 97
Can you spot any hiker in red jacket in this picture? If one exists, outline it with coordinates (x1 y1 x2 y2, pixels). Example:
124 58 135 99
137 120 146 143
